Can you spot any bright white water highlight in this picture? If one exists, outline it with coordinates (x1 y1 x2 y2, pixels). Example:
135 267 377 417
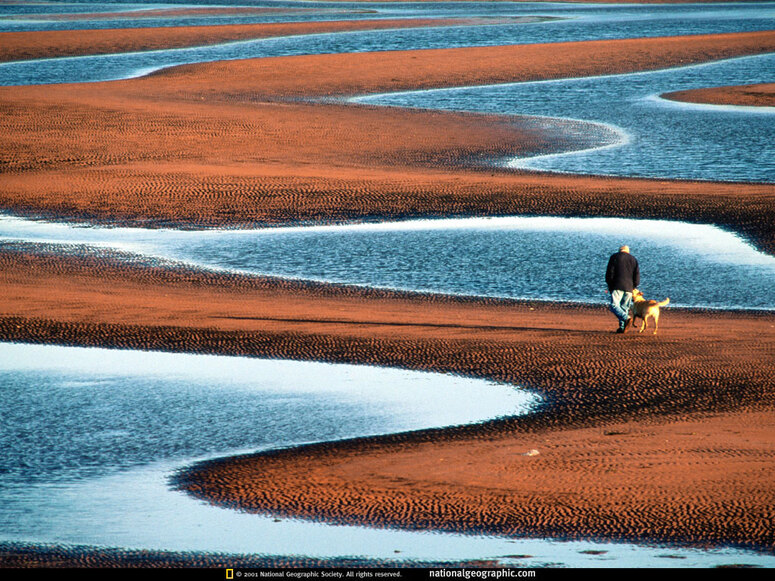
0 343 536 551
2 214 774 311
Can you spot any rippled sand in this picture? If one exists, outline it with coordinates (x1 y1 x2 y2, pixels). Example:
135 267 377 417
665 82 775 107
0 17 513 62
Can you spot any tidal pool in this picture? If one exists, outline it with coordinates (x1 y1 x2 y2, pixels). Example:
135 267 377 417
0 343 538 552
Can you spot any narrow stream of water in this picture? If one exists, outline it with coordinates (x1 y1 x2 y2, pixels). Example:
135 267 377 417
355 54 775 183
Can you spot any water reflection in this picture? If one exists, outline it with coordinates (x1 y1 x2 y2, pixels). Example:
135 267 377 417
0 343 537 550
0 342 535 486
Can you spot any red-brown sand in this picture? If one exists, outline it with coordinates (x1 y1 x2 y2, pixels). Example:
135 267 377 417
1 249 774 555
1 28 774 565
666 82 775 107
2 31 775 249
0 17 516 62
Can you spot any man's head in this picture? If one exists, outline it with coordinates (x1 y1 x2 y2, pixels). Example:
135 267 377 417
619 245 630 253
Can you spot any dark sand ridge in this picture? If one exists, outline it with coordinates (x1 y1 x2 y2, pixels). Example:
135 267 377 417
1 30 775 565
666 82 775 107
0 17 529 63
0 542 474 569
2 31 775 252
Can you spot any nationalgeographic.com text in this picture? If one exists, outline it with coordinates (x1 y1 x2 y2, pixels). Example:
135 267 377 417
430 570 536 580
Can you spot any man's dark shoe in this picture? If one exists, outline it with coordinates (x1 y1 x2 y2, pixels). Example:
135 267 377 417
615 327 625 334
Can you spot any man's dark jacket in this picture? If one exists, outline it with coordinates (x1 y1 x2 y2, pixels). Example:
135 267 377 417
606 251 640 292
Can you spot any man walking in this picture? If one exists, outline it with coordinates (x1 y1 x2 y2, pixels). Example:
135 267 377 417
606 245 640 333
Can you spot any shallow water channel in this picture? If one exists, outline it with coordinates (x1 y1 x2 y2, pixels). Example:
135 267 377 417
355 53 775 183
0 343 541 560
3 214 775 311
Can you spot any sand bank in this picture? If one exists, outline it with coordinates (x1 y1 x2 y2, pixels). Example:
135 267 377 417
0 17 508 62
179 412 775 552
2 32 774 251
1 248 774 553
665 82 775 108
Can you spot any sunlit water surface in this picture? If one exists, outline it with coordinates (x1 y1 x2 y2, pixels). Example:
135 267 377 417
355 54 775 183
2 214 774 311
0 343 541 556
2 1 774 36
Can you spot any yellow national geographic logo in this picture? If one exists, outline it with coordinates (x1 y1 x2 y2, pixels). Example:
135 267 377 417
226 569 234 579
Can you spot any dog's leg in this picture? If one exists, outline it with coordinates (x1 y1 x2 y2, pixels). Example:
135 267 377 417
639 316 647 333
653 312 659 335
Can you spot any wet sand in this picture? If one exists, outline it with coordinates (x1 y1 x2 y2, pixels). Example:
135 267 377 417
1 27 775 565
665 82 775 107
0 541 446 569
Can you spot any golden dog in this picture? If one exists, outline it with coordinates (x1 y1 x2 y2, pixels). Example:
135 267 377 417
630 289 670 335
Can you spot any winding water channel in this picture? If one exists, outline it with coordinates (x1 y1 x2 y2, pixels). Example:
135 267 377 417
3 214 775 311
1 0 774 567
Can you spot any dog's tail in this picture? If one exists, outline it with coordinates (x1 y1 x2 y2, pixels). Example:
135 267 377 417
658 298 670 307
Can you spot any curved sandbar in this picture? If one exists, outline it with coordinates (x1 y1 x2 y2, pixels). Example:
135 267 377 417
1 247 774 552
1 31 775 252
664 82 775 108
0 17 510 63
